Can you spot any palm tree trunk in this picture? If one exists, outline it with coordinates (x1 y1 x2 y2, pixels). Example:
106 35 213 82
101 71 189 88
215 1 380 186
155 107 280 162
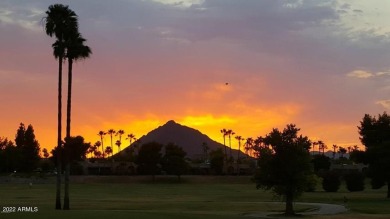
63 58 73 210
111 135 113 155
229 135 232 159
55 56 63 210
100 136 104 159
223 137 227 161
237 142 240 176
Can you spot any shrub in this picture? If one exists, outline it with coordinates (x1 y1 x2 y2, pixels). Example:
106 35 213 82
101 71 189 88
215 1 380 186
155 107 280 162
345 172 365 192
311 155 331 174
322 171 341 192
305 174 320 192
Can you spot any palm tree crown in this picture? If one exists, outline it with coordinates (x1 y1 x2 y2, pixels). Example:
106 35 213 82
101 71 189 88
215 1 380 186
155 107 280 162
45 4 78 41
66 32 92 61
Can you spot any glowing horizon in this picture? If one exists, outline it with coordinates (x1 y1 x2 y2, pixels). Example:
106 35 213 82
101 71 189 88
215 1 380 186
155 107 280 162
1 0 389 154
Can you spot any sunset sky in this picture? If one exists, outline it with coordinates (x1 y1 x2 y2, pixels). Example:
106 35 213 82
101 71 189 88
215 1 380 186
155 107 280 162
1 0 390 153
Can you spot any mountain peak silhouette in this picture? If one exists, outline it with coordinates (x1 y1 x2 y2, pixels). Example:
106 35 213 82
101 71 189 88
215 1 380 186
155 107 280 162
165 120 177 125
122 120 244 159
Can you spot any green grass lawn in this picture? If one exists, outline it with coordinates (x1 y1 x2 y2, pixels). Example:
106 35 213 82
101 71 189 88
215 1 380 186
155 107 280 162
0 175 389 219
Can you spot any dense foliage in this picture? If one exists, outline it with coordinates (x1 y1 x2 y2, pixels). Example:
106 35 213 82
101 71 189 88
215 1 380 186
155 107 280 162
162 143 188 180
254 124 313 215
358 112 390 198
345 172 365 192
322 171 341 192
136 142 163 180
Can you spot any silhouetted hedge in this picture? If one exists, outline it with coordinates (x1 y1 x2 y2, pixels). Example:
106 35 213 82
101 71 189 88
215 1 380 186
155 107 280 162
322 171 341 192
345 172 365 192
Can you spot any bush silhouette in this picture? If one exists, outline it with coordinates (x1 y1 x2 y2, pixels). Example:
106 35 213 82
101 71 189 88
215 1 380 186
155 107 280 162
322 171 341 192
345 172 365 192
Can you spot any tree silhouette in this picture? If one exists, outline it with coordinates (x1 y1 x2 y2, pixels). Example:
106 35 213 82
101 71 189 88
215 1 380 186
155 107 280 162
126 133 136 146
317 140 327 155
201 142 209 162
235 135 244 175
244 137 254 157
254 124 313 216
312 141 318 155
44 4 78 209
338 147 347 158
226 129 235 161
252 136 265 158
97 131 106 158
332 144 338 159
347 146 352 154
0 137 16 173
94 150 102 158
209 148 224 175
162 143 188 181
358 112 390 198
107 129 116 154
88 142 98 158
64 136 90 161
115 140 121 155
136 142 163 181
105 146 113 158
220 129 228 160
42 148 50 158
15 123 40 172
115 130 125 153
63 30 91 212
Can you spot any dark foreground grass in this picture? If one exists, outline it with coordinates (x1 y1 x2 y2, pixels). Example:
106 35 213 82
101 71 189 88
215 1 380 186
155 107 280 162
0 175 389 219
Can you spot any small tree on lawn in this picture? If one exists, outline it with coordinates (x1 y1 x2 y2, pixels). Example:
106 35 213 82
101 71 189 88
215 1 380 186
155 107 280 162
136 142 162 181
162 143 188 181
209 148 224 175
254 124 313 216
345 172 365 192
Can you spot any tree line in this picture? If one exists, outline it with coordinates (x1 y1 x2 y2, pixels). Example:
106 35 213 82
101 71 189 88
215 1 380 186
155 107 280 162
2 112 390 215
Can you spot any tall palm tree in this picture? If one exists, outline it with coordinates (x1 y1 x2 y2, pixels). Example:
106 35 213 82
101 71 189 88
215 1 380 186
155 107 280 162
244 137 254 157
312 141 318 155
126 133 136 146
97 131 106 158
44 4 78 210
235 135 243 175
116 130 125 153
338 147 347 158
115 140 121 154
107 129 116 153
227 129 235 160
65 32 91 139
317 140 326 155
63 31 91 211
332 144 338 159
220 129 228 160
